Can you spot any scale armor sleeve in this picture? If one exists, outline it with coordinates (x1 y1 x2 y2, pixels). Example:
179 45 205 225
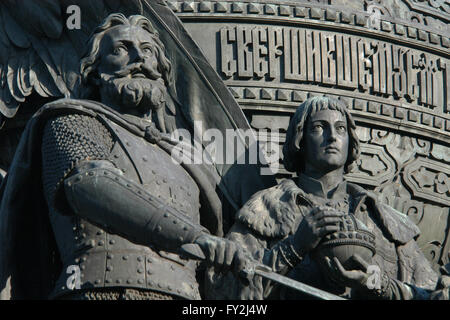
63 166 209 252
41 114 114 207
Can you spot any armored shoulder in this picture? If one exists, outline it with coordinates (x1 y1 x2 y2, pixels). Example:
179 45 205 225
41 113 114 207
235 179 303 239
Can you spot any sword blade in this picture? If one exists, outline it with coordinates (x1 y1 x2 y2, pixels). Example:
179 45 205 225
179 243 347 300
253 265 346 300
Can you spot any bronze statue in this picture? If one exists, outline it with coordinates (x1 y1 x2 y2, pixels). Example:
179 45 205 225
0 1 446 302
0 13 251 300
205 96 440 300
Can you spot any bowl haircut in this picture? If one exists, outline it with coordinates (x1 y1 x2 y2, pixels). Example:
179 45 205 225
282 96 360 174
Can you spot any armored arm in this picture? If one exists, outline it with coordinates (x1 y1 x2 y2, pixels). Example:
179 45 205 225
41 113 208 254
63 160 209 252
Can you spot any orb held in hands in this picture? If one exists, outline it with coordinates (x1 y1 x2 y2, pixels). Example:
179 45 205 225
315 214 376 270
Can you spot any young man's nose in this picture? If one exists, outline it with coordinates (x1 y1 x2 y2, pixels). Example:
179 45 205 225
327 127 338 142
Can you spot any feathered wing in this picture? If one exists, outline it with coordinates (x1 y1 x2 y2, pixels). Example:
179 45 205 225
0 0 63 119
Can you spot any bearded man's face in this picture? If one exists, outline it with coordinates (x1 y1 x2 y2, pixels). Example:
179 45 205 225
95 25 166 114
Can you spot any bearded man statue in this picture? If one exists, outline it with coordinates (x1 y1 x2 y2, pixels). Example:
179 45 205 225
0 13 248 300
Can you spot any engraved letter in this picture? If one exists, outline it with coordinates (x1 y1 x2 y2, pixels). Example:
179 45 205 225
306 30 322 82
358 40 373 91
336 35 358 89
220 27 237 78
321 33 336 85
253 27 268 78
268 27 283 80
284 28 307 81
445 61 450 113
405 50 419 102
236 26 253 78
392 47 407 98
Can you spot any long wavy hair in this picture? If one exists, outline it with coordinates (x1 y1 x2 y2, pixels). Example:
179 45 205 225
282 96 360 174
80 13 173 90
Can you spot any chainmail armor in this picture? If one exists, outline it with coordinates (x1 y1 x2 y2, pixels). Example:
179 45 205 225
41 114 114 206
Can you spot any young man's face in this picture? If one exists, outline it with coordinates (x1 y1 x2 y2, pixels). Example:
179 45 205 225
303 109 349 174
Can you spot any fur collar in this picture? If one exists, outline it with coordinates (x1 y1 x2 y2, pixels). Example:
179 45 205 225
236 178 420 244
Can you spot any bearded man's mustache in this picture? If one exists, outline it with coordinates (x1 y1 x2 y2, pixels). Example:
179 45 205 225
113 62 162 80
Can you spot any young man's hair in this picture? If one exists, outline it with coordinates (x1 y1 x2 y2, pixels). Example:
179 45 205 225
282 96 360 173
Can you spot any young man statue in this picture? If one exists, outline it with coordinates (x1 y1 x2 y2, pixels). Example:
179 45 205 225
205 96 440 300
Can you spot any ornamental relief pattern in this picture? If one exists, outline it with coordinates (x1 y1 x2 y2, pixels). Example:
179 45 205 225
363 0 450 31
346 127 449 270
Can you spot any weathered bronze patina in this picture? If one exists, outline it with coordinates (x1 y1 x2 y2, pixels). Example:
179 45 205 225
0 0 447 301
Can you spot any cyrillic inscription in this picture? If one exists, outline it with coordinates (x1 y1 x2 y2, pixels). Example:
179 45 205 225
220 26 448 111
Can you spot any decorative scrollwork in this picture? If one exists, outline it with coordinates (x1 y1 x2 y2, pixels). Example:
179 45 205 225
346 143 396 187
365 0 393 17
404 157 450 206
421 241 444 266
370 129 394 146
403 200 425 225
430 143 450 162
403 0 450 21
436 172 450 195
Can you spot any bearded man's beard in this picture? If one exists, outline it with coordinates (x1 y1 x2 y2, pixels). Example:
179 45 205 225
100 74 167 116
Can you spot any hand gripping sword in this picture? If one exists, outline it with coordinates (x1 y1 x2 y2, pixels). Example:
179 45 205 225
179 243 346 300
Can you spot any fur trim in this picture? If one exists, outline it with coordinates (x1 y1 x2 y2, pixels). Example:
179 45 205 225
236 179 304 238
237 179 420 243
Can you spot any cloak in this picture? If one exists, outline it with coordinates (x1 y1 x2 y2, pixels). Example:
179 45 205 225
205 178 439 300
